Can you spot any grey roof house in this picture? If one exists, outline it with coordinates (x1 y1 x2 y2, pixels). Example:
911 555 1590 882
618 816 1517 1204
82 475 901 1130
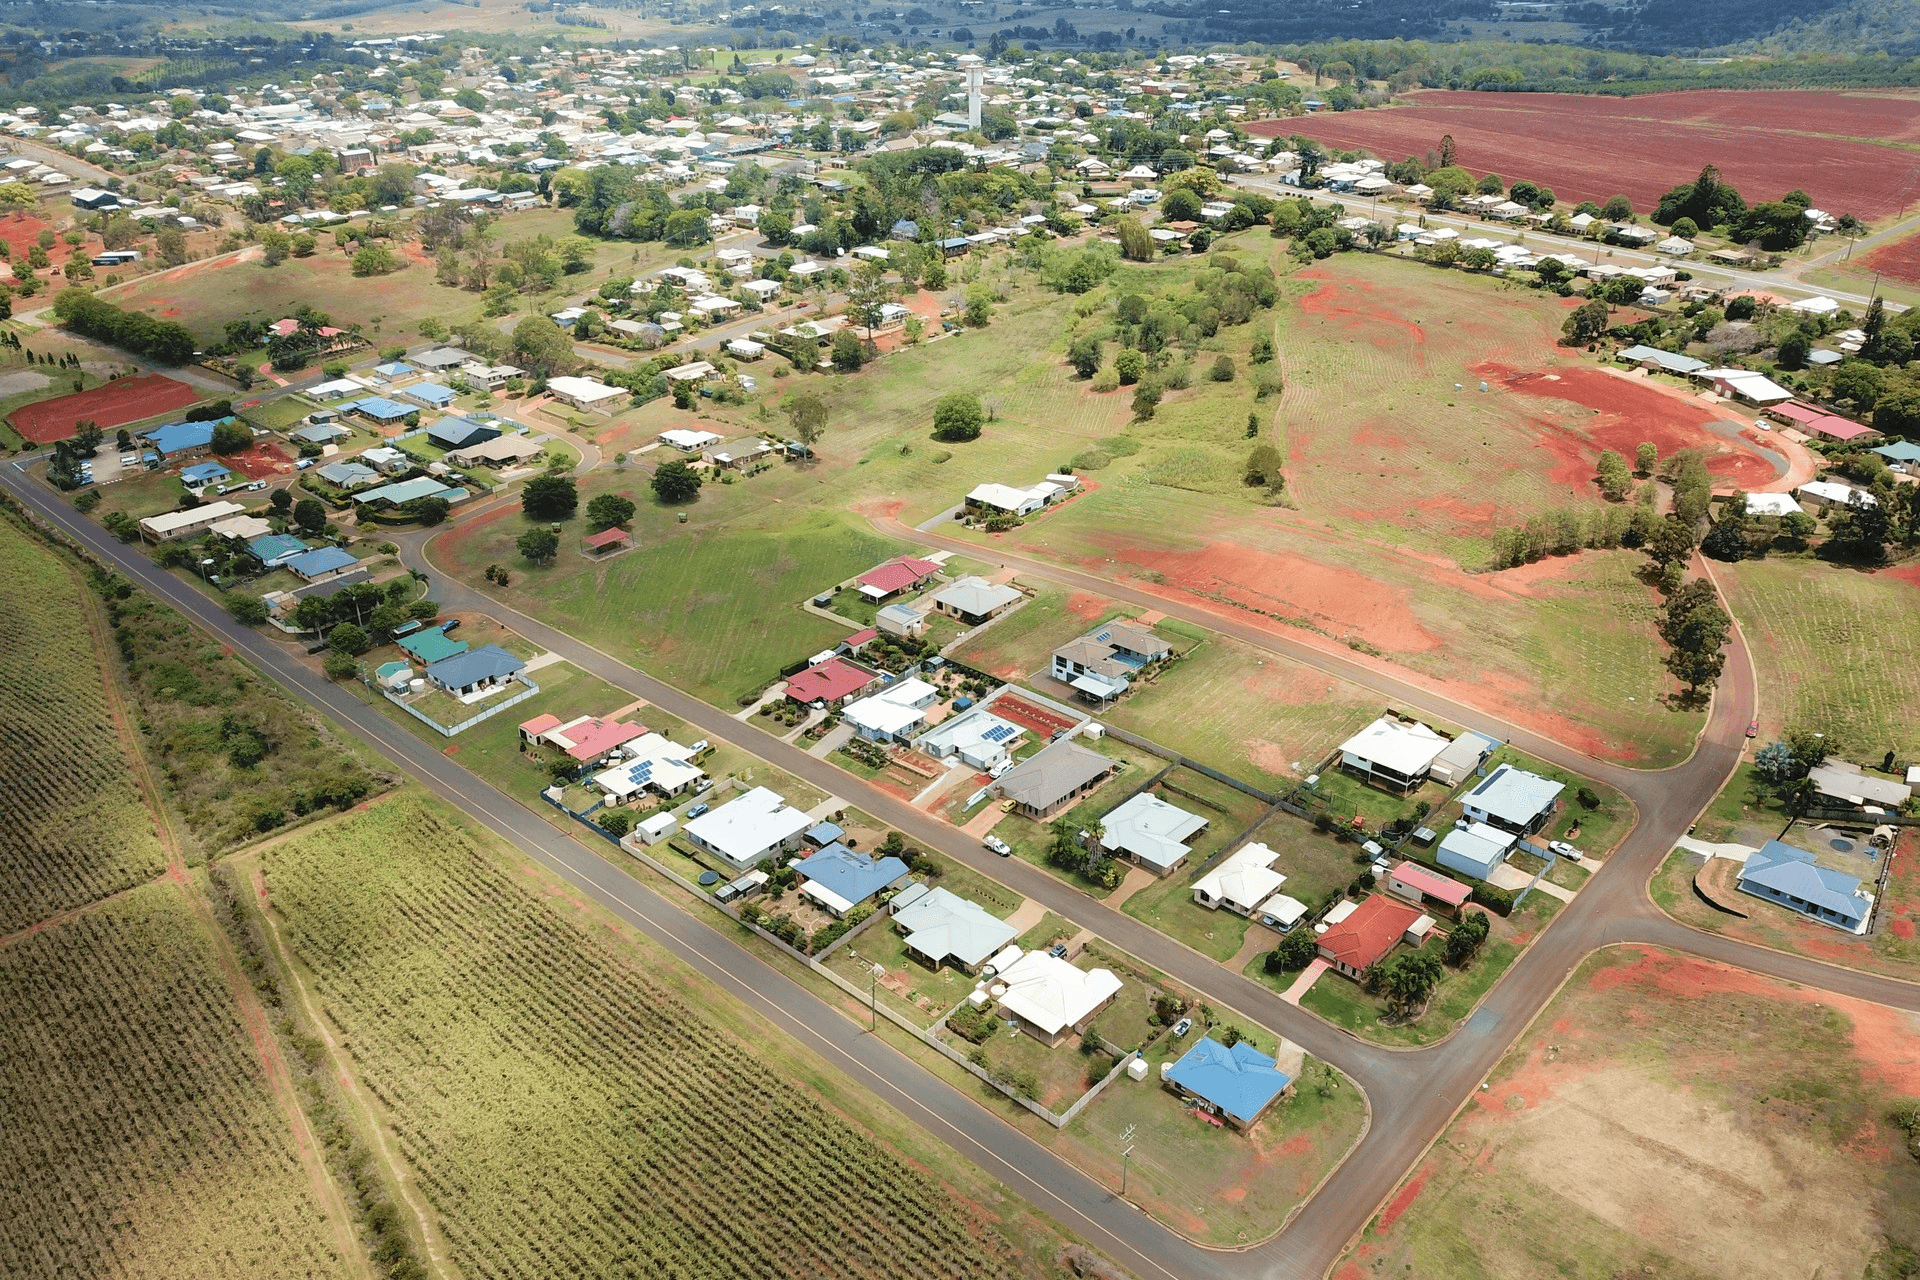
1460 762 1564 835
890 883 1017 972
930 576 1023 625
994 739 1116 818
425 644 525 695
1098 792 1207 876
1051 619 1171 705
1807 762 1912 813
1737 841 1872 933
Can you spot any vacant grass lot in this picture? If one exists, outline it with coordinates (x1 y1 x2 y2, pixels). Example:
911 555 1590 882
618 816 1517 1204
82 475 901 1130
1339 945 1920 1280
1719 558 1920 761
0 882 351 1279
260 792 1069 1279
0 517 166 933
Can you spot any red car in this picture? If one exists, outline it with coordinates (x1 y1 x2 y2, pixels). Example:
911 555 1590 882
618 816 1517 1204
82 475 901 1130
1746 720 1760 738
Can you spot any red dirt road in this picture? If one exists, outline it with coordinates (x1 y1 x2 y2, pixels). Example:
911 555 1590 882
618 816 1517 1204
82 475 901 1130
10 374 205 443
1256 90 1920 217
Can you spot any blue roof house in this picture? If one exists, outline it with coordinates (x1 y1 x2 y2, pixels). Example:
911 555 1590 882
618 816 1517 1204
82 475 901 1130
404 382 457 409
352 396 415 424
1737 841 1873 933
1164 1036 1293 1130
1460 762 1565 836
373 361 416 378
142 419 217 457
398 629 468 665
179 461 231 488
284 546 360 582
796 843 909 917
1872 440 1920 466
425 643 525 697
804 821 845 848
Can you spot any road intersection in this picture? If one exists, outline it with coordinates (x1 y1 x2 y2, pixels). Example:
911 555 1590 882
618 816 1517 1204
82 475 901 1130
9 455 1918 1280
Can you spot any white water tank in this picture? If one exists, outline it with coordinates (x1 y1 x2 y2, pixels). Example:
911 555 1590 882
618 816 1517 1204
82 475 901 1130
409 678 426 694
989 983 1007 998
1159 1060 1173 1080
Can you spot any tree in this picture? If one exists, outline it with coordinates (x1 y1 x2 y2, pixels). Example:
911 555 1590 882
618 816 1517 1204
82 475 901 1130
1666 645 1726 696
404 495 451 525
1210 355 1236 382
70 420 103 457
652 458 703 503
292 498 328 534
586 493 636 531
350 245 402 277
1131 381 1162 420
212 420 252 454
1635 441 1659 475
932 392 985 442
1162 188 1202 222
226 593 270 625
1114 215 1153 262
829 328 866 372
1873 378 1920 437
516 526 560 564
1370 949 1443 1018
964 284 993 328
1068 335 1102 379
510 316 574 375
328 622 371 655
1561 299 1609 345
1265 927 1319 972
663 208 711 247
1724 295 1758 322
323 651 360 680
269 488 292 514
1602 194 1634 221
1444 911 1490 965
1244 442 1285 490
521 473 578 520
598 808 635 837
1114 348 1146 385
1595 450 1633 500
1645 516 1697 567
784 393 827 447
844 263 894 344
1776 331 1812 371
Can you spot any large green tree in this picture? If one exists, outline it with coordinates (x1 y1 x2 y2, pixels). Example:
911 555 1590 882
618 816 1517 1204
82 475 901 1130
521 473 578 520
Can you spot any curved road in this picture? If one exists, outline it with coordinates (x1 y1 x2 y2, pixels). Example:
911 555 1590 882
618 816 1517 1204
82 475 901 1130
10 459 1919 1280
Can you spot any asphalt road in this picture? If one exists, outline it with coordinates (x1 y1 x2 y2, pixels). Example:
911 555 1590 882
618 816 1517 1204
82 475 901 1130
11 457 1920 1280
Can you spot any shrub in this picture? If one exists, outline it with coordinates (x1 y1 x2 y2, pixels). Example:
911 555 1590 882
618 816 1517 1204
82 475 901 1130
1470 882 1515 916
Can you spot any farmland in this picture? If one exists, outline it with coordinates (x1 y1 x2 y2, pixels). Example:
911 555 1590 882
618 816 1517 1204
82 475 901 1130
8 373 207 444
0 882 352 1279
1263 89 1920 218
1717 558 1920 760
258 793 1072 1278
0 518 166 934
1861 231 1920 287
1337 945 1920 1280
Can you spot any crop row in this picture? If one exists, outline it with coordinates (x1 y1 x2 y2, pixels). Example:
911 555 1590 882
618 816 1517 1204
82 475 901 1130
0 883 348 1279
265 797 1021 1280
0 523 167 935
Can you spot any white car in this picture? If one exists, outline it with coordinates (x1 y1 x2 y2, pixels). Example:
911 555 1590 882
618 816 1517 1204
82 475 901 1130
1548 841 1583 862
983 835 1011 856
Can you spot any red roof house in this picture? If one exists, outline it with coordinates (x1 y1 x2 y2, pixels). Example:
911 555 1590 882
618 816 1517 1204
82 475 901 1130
856 556 942 600
1317 895 1424 979
1384 861 1473 912
1806 414 1878 443
841 627 878 652
520 713 649 761
784 657 879 707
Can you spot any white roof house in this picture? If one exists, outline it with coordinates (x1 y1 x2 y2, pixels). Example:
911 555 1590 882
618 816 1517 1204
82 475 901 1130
1461 762 1565 833
592 733 705 802
995 949 1123 1046
1338 717 1450 792
683 786 813 871
890 883 1017 971
1098 792 1207 875
546 375 625 408
842 677 940 742
660 428 723 451
138 500 247 541
1744 491 1804 518
1798 480 1879 510
1191 841 1287 916
914 709 1025 772
1437 821 1515 880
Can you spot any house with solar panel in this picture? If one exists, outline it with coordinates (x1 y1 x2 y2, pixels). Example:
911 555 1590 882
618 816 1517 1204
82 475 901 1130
916 709 1025 773
1050 619 1171 705
591 733 707 805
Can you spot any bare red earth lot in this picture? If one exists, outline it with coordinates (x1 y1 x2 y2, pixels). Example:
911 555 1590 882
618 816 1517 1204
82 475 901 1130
1256 90 1920 218
9 373 205 443
1862 233 1920 286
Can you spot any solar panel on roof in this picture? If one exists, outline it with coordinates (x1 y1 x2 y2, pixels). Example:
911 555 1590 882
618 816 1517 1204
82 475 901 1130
982 724 1016 742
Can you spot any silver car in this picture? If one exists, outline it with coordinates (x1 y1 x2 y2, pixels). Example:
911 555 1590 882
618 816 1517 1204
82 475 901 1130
1548 841 1583 862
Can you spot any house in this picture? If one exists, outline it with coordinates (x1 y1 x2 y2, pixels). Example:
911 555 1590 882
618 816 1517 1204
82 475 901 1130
804 822 845 851
1807 761 1911 813
1317 894 1425 980
1872 440 1920 468
664 360 718 384
404 382 457 410
684 786 813 871
349 396 416 425
995 739 1116 818
362 446 410 474
1384 861 1472 916
796 842 911 917
1744 492 1804 518
289 422 350 445
874 602 925 639
1192 841 1290 918
583 527 631 556
915 709 1025 772
1461 762 1564 835
284 546 360 582
993 948 1124 1046
426 416 500 450
1098 792 1207 876
1736 840 1873 932
398 629 468 665
354 477 467 508
1163 1036 1293 1130
413 346 472 373
856 555 942 601
138 500 248 543
179 461 232 489
1616 344 1708 376
1429 731 1500 788
1437 821 1515 880
1699 369 1795 406
316 460 379 489
519 712 649 762
459 362 523 389
629 811 680 847
1798 480 1879 513
246 533 309 567
784 656 879 708
448 435 545 467
1050 619 1171 705
891 883 1017 972
964 475 1079 518
661 428 724 452
142 419 218 459
1337 717 1450 794
592 733 705 803
727 338 767 361
424 644 524 696
1803 414 1878 444
546 375 626 411
842 677 940 743
929 576 1022 625
210 514 273 541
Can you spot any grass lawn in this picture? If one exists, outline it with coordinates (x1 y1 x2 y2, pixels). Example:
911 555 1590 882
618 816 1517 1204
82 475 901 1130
1104 634 1384 792
1308 767 1449 830
1719 556 1920 761
828 924 977 1029
950 583 1122 681
1120 869 1252 964
1338 945 1920 1280
90 468 189 522
1241 808 1370 913
1690 760 1792 846
238 395 317 431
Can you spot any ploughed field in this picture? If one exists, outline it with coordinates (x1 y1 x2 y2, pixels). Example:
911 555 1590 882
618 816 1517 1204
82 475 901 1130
1259 90 1920 218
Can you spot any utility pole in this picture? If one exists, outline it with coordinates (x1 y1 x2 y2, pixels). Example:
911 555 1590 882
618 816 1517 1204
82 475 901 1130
1119 1124 1136 1196
869 963 884 1031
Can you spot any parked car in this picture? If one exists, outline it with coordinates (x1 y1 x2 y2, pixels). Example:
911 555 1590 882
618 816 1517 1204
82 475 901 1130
1746 720 1759 739
295 458 314 470
983 835 1011 856
1047 943 1068 959
686 802 709 819
1548 841 1583 862
440 618 461 633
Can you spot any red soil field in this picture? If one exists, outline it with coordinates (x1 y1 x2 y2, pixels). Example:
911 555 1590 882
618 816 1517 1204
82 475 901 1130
223 440 293 479
1255 90 1920 218
1861 232 1920 286
990 695 1077 737
9 374 205 443
1476 363 1781 489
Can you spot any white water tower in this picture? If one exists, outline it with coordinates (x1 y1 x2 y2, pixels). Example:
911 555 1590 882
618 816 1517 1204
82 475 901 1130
958 54 985 130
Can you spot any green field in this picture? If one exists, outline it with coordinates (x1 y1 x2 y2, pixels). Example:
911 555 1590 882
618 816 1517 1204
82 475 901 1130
0 517 167 933
257 792 1075 1278
0 882 353 1278
1719 557 1920 761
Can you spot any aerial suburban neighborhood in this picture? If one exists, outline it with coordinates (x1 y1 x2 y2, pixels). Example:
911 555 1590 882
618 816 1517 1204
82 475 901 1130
2 7 1919 1280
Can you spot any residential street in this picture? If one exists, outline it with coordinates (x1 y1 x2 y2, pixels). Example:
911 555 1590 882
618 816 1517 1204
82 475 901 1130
9 456 1919 1280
